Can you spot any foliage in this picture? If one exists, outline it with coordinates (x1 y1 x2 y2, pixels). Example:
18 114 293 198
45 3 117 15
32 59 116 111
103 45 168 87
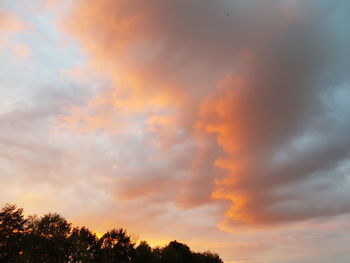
0 204 223 263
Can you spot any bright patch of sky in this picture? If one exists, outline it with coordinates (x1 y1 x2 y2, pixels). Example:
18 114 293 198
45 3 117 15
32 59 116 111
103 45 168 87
0 0 86 113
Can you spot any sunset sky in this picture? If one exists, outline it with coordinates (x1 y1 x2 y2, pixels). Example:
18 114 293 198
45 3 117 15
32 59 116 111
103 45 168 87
1 0 350 262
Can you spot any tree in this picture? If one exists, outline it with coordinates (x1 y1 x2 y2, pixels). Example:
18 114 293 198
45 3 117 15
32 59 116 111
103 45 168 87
0 204 225 263
193 251 224 263
160 240 193 263
132 241 158 263
96 228 135 263
67 226 98 263
0 204 27 262
24 213 71 262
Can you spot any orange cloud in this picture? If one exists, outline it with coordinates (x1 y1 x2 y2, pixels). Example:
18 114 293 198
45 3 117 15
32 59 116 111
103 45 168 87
0 6 28 52
61 0 350 229
11 43 32 58
0 10 25 33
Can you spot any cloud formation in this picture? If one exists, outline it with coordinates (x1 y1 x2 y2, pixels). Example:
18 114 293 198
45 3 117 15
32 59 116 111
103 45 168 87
63 0 350 226
2 1 350 262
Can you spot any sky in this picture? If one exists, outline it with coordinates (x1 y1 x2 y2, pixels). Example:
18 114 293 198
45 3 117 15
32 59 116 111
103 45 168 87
1 0 350 262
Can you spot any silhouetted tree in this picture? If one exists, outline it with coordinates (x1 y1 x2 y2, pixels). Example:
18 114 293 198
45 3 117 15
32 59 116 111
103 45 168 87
0 204 27 262
132 241 157 263
152 246 163 263
67 226 98 263
193 251 224 263
24 213 71 262
160 240 193 263
0 204 224 263
96 228 135 263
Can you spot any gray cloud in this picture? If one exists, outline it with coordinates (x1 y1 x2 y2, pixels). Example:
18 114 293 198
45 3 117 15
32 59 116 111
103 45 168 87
63 0 350 225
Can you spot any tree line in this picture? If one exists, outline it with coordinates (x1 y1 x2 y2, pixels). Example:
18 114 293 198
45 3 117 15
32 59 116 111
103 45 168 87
0 204 223 263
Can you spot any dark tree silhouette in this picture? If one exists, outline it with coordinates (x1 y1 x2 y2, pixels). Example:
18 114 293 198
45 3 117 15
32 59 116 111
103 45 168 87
0 204 224 263
24 213 71 262
0 204 27 262
160 240 194 263
96 228 135 263
132 241 158 263
193 251 224 263
68 226 98 262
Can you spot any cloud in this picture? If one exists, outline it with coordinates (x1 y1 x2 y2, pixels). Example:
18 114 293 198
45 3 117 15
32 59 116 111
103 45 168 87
61 0 350 227
0 3 27 51
0 1 349 262
10 43 32 58
0 8 25 33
